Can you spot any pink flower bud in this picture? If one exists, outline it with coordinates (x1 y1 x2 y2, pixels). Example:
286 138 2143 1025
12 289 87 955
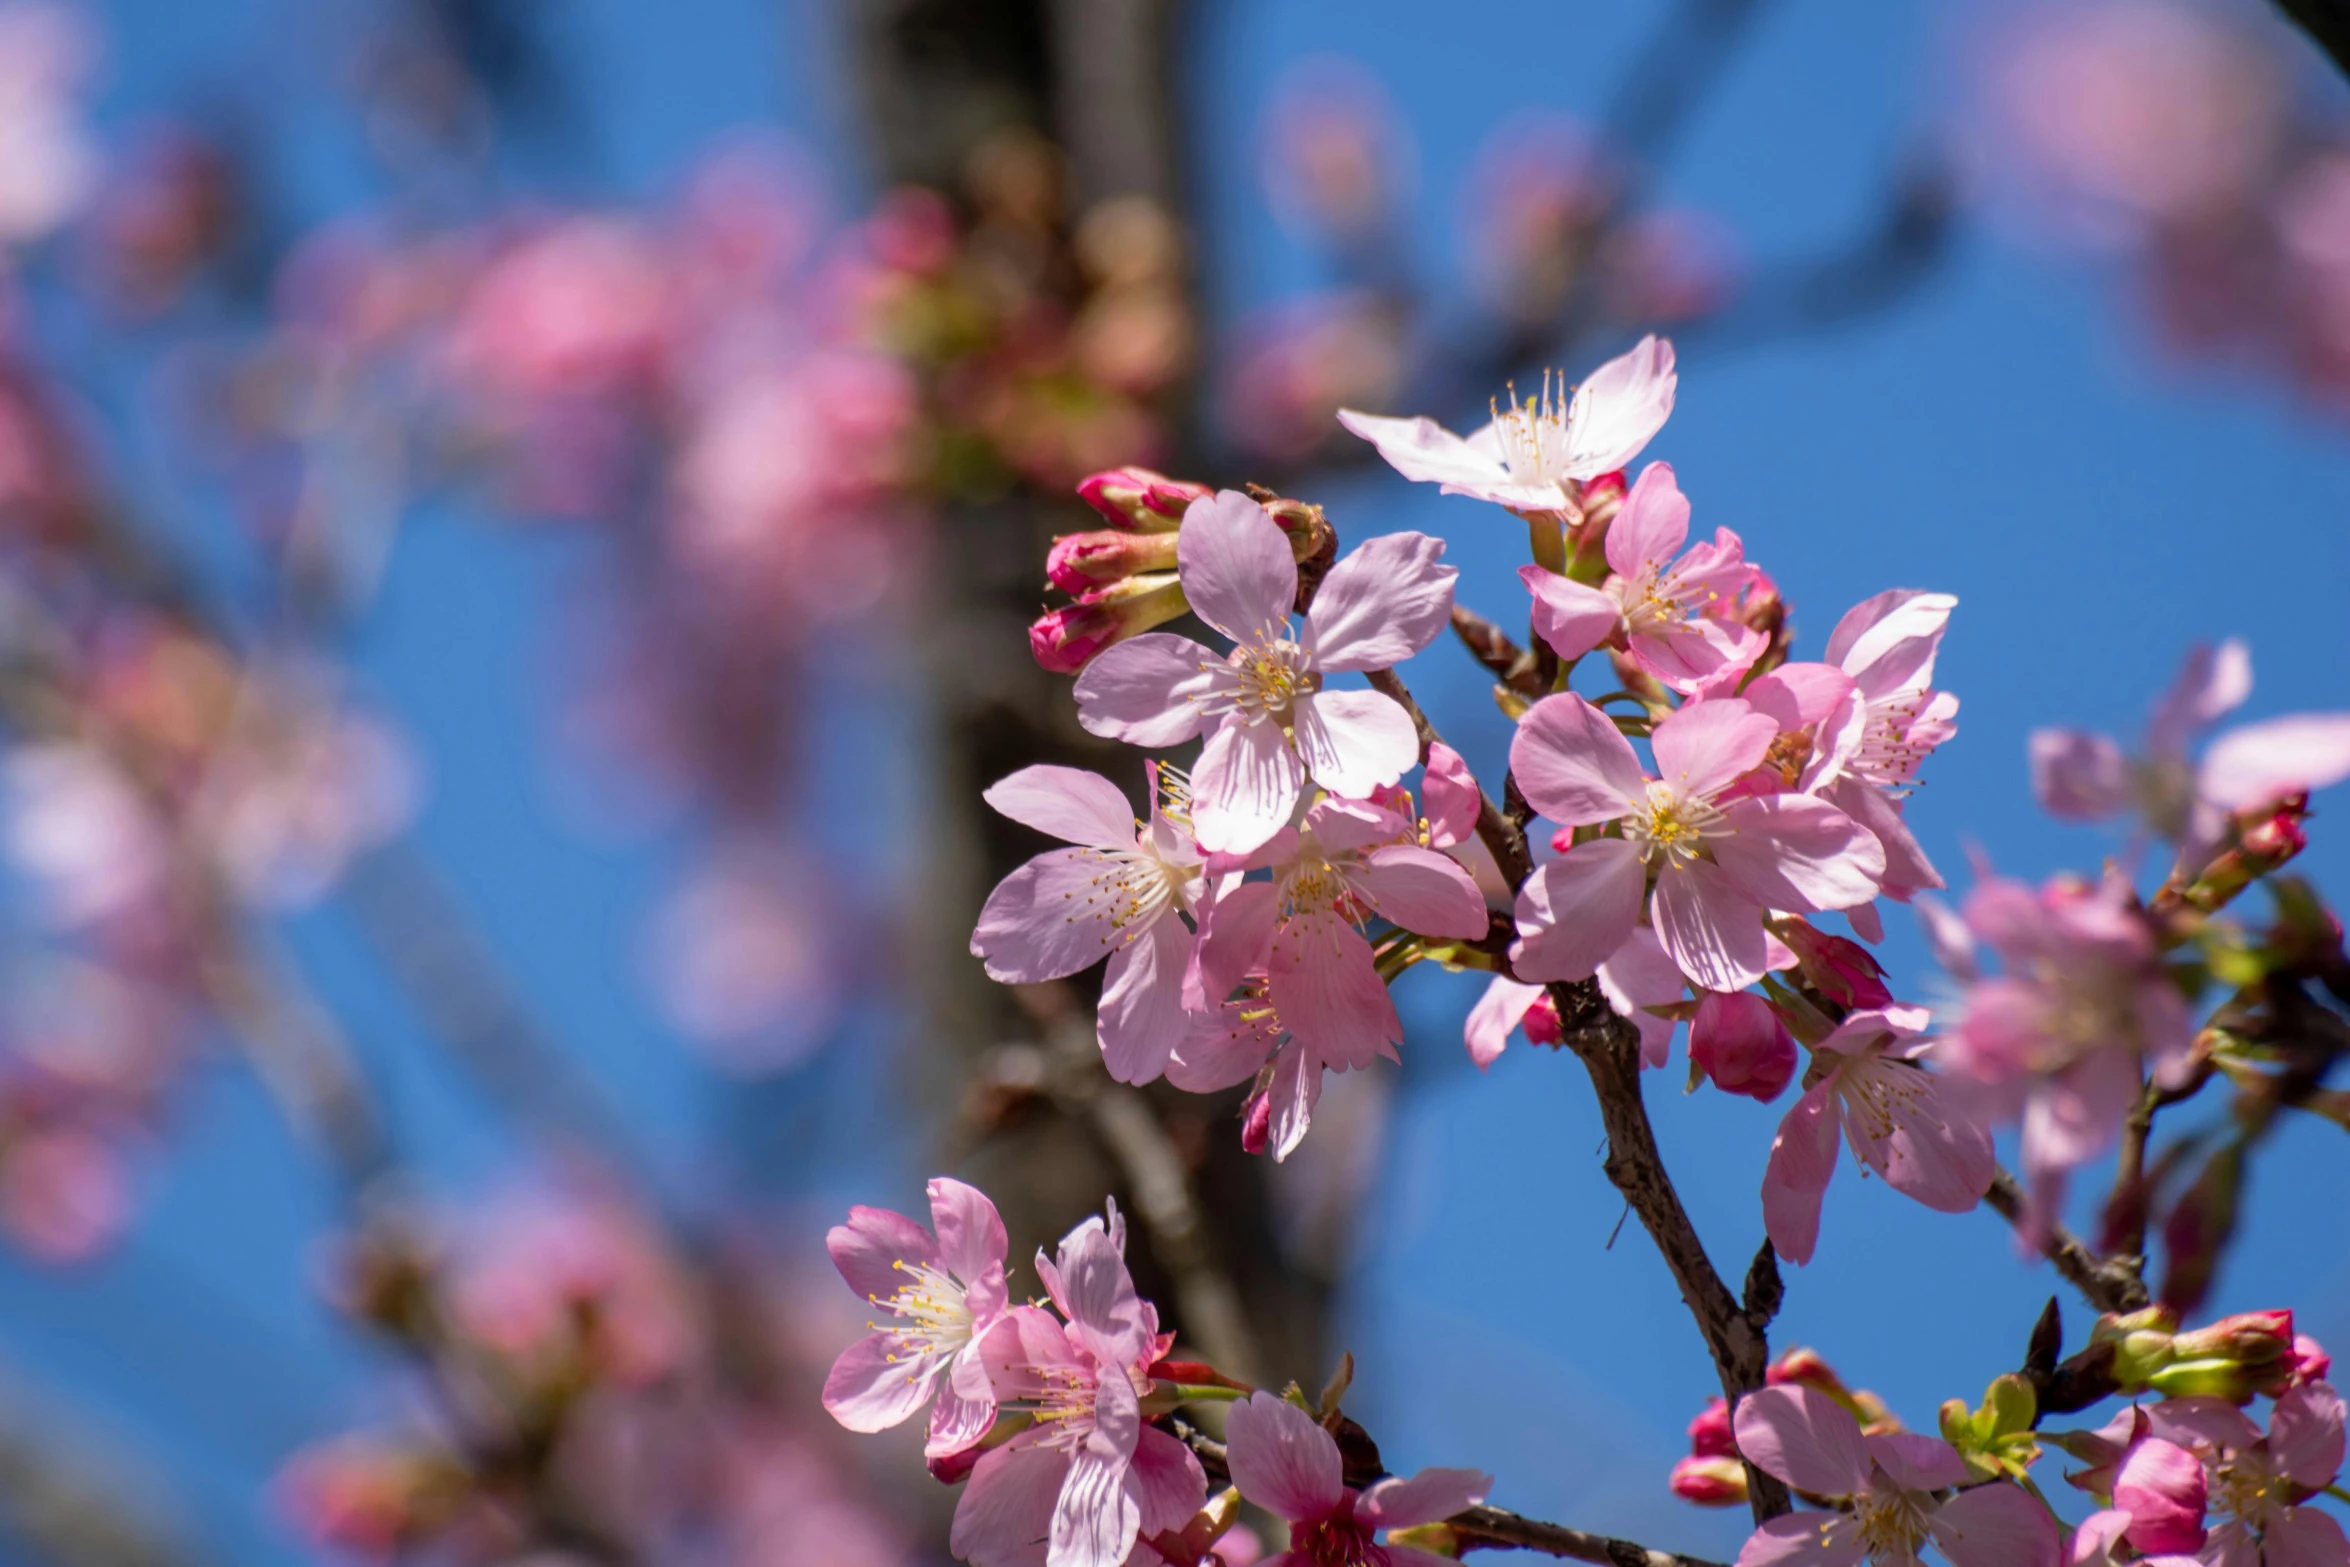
2113 1438 2209 1556
1521 994 1562 1048
1028 573 1189 673
1045 528 1181 593
1689 992 1796 1102
1777 918 1894 1010
1668 1454 1748 1507
1687 1397 1735 1458
2294 1334 2333 1384
1075 466 1207 531
2150 1310 2298 1401
1240 1089 1273 1157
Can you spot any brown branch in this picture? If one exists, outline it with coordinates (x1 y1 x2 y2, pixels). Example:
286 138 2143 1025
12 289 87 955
1169 1423 1725 1567
1983 1169 2146 1315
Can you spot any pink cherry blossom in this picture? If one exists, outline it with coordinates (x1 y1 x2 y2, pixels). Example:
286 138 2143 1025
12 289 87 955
2145 1382 2348 1566
954 1209 1205 1567
2030 640 2350 865
970 764 1204 1085
823 1178 1012 1459
1932 872 2196 1226
1689 991 1797 1102
1073 492 1455 855
2113 1437 2211 1556
1222 1390 1491 1567
1164 969 1316 1159
1760 1005 1996 1266
1509 693 1885 992
1190 793 1486 1084
1464 925 1684 1070
1517 462 1769 693
1335 335 1675 515
1732 1384 2061 1567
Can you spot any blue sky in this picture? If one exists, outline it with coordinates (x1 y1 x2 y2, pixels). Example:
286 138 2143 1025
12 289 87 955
6 0 2346 1562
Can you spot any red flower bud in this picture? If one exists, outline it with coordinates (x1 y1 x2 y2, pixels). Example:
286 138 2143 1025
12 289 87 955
1521 994 1563 1048
1668 1454 1748 1507
1777 918 1894 1010
1028 573 1188 673
1045 528 1181 593
1687 1397 1735 1458
1075 466 1207 531
1689 992 1796 1102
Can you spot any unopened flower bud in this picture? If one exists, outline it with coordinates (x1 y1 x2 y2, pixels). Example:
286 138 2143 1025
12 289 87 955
1768 1347 1895 1430
2294 1334 2333 1384
2093 1305 2183 1390
1075 466 1207 531
1029 573 1188 673
1689 992 1796 1102
2146 1310 2297 1402
1240 1088 1272 1156
1774 918 1894 1010
1687 1397 1735 1458
1668 1454 1748 1507
1046 528 1181 592
1521 994 1562 1048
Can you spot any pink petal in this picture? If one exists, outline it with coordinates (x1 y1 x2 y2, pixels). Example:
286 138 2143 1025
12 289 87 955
823 1331 945 1432
928 1178 1008 1295
952 1443 1068 1567
2113 1439 2208 1555
2147 639 2252 759
1356 844 1489 939
973 847 1132 983
1225 1391 1345 1523
1733 1385 1872 1495
1359 1466 1492 1530
1177 491 1296 645
1713 795 1886 913
1735 1512 1866 1567
1743 663 1859 733
1866 1432 1971 1492
1823 589 1957 698
1056 1224 1152 1371
1261 1036 1324 1160
2200 712 2350 813
984 765 1143 850
1628 617 1765 696
1652 698 1779 802
1520 566 1620 662
1268 911 1400 1073
1603 461 1691 577
1690 990 1797 1101
1465 977 1544 1069
1838 1059 1995 1214
1509 838 1645 982
1761 1084 1841 1266
1421 743 1482 849
1131 1425 1209 1536
1098 916 1195 1085
1074 632 1221 747
1930 1480 2064 1567
2265 1508 2350 1567
828 1204 939 1299
1596 925 1686 1068
928 1378 998 1459
2270 1381 2347 1489
2071 1509 2130 1567
1189 879 1279 1011
1053 1426 1143 1567
1293 688 1419 801
1335 408 1513 492
1564 336 1676 475
1305 531 1456 672
1824 777 1943 898
1192 720 1307 857
2029 730 2131 821
1651 859 1772 992
1510 694 1648 827
2145 1397 2263 1455
1166 990 1281 1092
1304 794 1413 854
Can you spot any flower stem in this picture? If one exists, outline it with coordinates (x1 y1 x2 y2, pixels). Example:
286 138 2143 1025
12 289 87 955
1527 511 1568 574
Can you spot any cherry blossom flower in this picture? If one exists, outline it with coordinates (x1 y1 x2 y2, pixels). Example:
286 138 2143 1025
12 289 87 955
954 1208 1205 1567
2030 640 2350 866
1335 335 1675 515
1509 693 1884 992
971 764 1204 1084
1073 491 1455 855
823 1178 1010 1458
1189 792 1486 1082
1931 872 2195 1225
1689 991 1797 1102
2140 1382 2349 1566
1732 1385 2061 1567
1464 927 1687 1072
1517 463 1769 692
1222 1390 1491 1567
1760 1005 1996 1266
1165 968 1314 1158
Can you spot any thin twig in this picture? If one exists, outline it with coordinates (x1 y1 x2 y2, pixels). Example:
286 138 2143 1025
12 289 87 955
1983 1169 2146 1315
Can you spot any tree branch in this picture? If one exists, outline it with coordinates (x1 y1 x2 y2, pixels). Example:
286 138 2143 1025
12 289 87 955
1983 1169 2147 1315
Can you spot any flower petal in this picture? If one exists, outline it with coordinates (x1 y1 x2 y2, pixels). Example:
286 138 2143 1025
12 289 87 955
1823 589 1957 697
1734 1512 1866 1567
1838 1059 1995 1215
1511 693 1649 827
1293 689 1419 801
1074 633 1220 747
1177 491 1296 646
1565 337 1676 478
1732 1385 1872 1496
1929 1481 2064 1567
1652 698 1778 802
1360 1466 1492 1530
1651 859 1771 992
1520 565 1621 662
929 1178 1008 1293
984 766 1143 850
2265 1508 2350 1567
1193 720 1307 856
1306 531 1456 671
1268 911 1400 1072
1713 795 1886 913
1865 1432 1971 1493
1131 1425 1209 1536
1335 408 1511 491
2270 1381 2347 1489
828 1204 940 1300
952 1443 1069 1567
2028 730 2131 822
1761 1085 1841 1267
1465 977 1544 1069
1098 915 1195 1085
1422 743 1482 849
1262 1036 1324 1160
1224 1390 1345 1523
928 1377 999 1459
2199 712 2350 813
1597 925 1686 1068
823 1331 946 1432
1190 879 1279 1012
1603 460 1691 576
2112 1438 2208 1556
973 847 1132 983
2147 639 2252 759
1167 989 1281 1092
1509 838 1645 982
1356 844 1489 939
